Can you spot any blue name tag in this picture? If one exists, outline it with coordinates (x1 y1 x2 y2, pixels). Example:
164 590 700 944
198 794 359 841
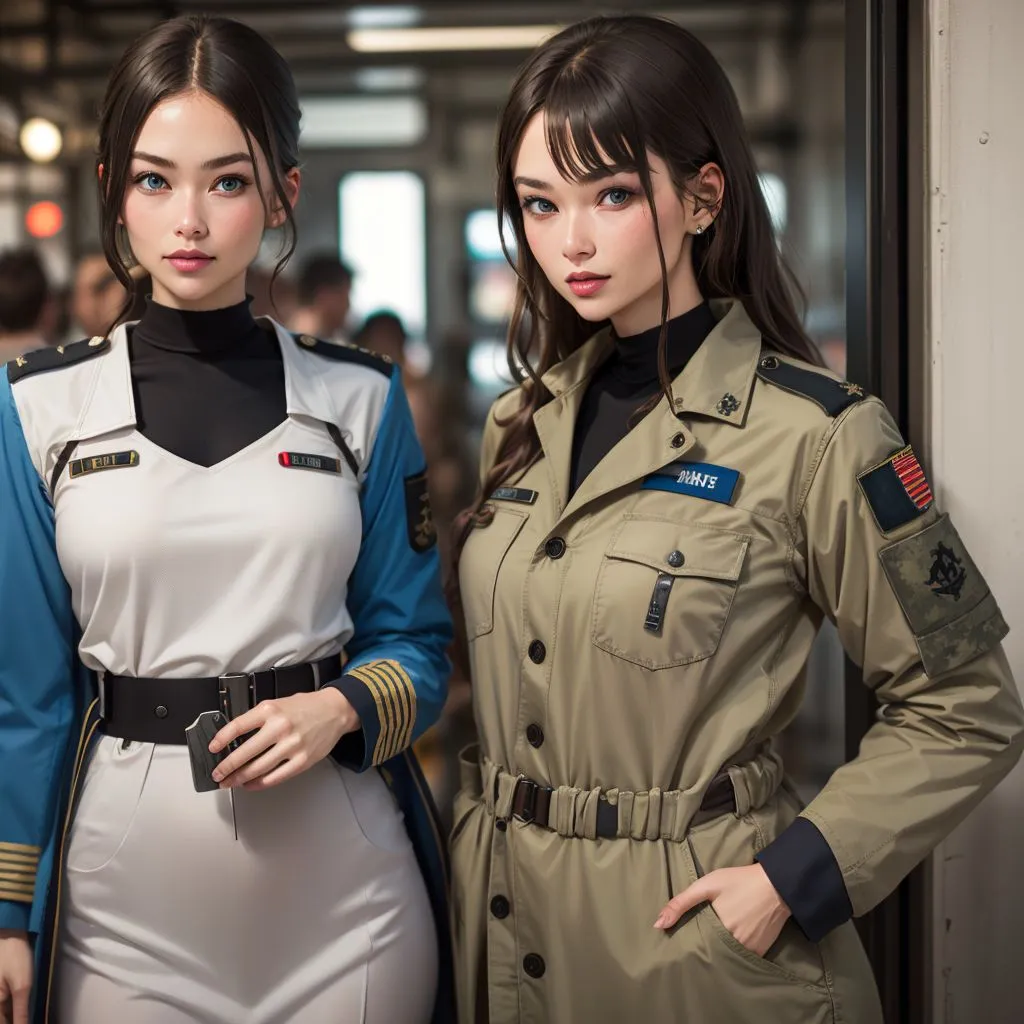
641 461 740 504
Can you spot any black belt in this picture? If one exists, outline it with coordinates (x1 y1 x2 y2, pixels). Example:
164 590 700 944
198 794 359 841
511 771 737 837
101 655 343 745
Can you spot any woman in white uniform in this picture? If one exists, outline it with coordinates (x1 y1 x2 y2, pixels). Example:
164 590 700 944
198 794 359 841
0 16 451 1024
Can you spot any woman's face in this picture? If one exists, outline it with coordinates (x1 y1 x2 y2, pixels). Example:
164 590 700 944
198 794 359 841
121 90 299 312
513 112 718 336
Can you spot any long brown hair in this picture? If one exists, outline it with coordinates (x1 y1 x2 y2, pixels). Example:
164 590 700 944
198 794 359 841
447 14 821 614
96 15 301 330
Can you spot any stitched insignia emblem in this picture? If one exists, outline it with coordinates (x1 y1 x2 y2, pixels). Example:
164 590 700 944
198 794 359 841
278 452 342 474
404 471 437 552
68 450 139 478
925 541 967 600
858 445 934 533
641 461 740 505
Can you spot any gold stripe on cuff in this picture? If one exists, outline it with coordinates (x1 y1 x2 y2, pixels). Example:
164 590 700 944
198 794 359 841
349 666 394 765
0 866 36 882
374 661 416 757
0 855 39 872
0 841 41 858
363 664 405 762
0 883 35 903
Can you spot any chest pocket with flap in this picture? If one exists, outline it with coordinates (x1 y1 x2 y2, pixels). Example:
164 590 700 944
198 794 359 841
591 515 749 670
459 506 529 640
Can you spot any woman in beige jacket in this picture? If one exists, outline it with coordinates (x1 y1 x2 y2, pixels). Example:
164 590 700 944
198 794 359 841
446 14 1023 1024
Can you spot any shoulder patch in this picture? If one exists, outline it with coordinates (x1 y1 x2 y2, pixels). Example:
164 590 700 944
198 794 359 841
292 333 394 377
878 513 1008 676
404 471 437 552
6 336 110 385
756 354 865 417
858 445 934 533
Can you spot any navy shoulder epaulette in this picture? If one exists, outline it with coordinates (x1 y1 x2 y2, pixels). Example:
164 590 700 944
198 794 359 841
292 333 394 377
6 336 110 385
755 353 866 417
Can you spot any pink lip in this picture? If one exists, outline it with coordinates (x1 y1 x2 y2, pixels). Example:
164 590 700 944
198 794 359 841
166 250 214 273
567 274 609 297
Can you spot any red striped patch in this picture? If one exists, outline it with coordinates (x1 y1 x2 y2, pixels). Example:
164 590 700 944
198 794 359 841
892 447 933 510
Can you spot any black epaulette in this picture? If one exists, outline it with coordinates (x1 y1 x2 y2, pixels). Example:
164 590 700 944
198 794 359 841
755 353 866 416
292 333 394 377
6 336 110 385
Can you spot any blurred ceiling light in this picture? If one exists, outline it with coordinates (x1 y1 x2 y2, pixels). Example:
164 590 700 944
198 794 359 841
348 5 420 29
353 67 425 92
19 117 62 162
348 25 560 53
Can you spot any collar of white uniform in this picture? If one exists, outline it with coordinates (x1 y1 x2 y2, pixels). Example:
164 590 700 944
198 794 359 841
67 318 343 442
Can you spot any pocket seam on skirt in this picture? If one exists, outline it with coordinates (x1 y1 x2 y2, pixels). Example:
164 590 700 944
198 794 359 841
66 742 156 875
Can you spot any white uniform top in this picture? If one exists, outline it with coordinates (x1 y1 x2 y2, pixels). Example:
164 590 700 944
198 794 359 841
11 319 388 680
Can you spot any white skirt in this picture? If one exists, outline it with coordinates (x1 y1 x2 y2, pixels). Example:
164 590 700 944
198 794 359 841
53 735 438 1024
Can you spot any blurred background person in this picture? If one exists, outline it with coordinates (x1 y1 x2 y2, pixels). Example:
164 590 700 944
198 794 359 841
69 251 126 338
291 253 353 341
353 308 407 366
247 265 298 324
0 247 56 361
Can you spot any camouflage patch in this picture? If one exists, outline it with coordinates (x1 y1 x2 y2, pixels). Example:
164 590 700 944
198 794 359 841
915 593 1009 678
879 514 1006 675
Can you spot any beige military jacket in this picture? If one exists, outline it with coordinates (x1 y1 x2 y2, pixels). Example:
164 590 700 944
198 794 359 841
451 299 1023 1024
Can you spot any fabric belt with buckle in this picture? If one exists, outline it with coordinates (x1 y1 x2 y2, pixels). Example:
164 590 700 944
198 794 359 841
101 654 343 745
510 770 737 837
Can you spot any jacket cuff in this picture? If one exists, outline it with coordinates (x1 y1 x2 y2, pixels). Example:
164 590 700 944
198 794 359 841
324 661 417 772
0 900 32 932
754 816 853 942
0 842 38 931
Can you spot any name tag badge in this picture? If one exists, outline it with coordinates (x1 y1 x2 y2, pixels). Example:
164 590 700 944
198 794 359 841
491 487 538 505
642 461 740 505
69 450 140 478
278 452 342 474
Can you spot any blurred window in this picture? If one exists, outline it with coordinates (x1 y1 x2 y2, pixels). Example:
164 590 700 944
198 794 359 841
301 96 426 148
339 171 426 338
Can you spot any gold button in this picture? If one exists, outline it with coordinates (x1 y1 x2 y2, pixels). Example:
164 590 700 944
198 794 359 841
88 336 105 347
298 334 318 348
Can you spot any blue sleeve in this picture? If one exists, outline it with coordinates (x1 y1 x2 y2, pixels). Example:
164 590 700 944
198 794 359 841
325 370 453 771
0 375 77 932
754 816 854 942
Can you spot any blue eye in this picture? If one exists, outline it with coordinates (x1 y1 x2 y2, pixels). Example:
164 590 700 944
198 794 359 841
602 187 633 206
523 197 556 215
138 172 166 192
215 176 247 194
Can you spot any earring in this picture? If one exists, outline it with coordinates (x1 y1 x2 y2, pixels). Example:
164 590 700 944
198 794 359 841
695 225 703 235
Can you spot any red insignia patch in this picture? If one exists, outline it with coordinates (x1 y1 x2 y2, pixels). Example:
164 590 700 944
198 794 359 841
892 447 933 511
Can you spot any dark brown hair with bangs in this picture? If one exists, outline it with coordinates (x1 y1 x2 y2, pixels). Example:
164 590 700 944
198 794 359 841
448 13 823 619
96 15 301 330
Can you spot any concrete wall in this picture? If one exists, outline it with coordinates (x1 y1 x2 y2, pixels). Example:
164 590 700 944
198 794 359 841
926 0 1024 1018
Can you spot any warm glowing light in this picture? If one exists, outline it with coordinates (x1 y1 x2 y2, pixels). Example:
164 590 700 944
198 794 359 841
25 201 63 238
19 118 63 162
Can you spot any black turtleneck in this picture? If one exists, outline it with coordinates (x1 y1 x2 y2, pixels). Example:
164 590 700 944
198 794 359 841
569 302 717 496
129 297 285 468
